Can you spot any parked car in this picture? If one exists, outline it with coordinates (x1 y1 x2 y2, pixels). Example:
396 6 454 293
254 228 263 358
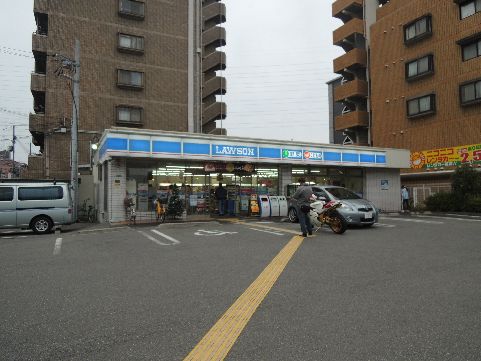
0 181 74 234
288 185 379 226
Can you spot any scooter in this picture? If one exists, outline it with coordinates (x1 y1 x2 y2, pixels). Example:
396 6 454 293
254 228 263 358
308 200 348 234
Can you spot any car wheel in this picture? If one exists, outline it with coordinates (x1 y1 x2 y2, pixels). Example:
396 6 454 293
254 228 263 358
288 208 298 223
31 216 53 234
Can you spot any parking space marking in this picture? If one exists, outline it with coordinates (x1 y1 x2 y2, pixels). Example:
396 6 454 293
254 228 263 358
417 215 481 222
374 223 396 228
383 217 443 224
248 228 285 236
137 230 171 246
232 221 299 235
184 235 304 361
53 238 62 255
194 230 239 236
151 229 180 245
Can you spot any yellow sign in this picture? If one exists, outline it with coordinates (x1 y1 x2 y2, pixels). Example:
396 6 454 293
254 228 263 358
411 143 481 169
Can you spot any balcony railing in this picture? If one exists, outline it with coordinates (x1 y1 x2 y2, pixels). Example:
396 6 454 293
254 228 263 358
333 17 364 46
32 32 47 53
31 72 46 92
332 0 363 20
334 79 368 102
333 48 367 74
335 110 369 131
203 26 226 49
203 2 226 25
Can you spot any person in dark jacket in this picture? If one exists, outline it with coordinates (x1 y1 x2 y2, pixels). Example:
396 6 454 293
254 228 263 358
214 183 228 216
292 177 314 237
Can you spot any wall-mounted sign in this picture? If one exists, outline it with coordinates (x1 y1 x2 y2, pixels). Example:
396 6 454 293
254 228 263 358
411 143 481 169
99 133 390 167
381 179 389 190
212 144 257 158
204 163 256 173
282 149 303 160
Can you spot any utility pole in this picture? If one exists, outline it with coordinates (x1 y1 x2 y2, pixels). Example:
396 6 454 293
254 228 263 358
53 40 81 221
12 125 16 178
71 40 80 222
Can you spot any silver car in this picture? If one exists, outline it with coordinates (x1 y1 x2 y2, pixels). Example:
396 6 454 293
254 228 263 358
288 185 379 226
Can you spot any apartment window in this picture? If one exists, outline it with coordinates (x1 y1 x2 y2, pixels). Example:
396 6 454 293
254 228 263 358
460 0 481 19
119 0 145 18
461 37 481 61
117 69 144 88
116 106 143 125
404 15 432 45
118 33 144 53
460 79 481 105
407 94 436 117
406 54 434 80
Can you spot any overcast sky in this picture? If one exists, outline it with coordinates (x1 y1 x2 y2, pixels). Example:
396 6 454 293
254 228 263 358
0 0 343 163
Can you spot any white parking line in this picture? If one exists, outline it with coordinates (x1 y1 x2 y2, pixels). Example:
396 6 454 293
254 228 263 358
374 223 396 228
151 229 180 245
446 213 481 219
53 238 63 255
417 215 481 222
384 217 443 224
137 230 170 246
248 227 285 236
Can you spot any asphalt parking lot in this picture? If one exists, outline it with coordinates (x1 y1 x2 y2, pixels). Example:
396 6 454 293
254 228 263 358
1 215 481 361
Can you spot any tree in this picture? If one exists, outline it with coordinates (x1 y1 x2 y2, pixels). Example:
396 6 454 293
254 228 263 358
451 164 481 197
166 184 185 218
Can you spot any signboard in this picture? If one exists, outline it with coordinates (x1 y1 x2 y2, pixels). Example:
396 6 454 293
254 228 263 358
381 180 389 190
99 133 390 167
411 143 481 169
204 162 255 173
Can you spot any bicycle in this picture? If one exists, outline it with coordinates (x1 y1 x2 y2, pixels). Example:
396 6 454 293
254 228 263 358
87 205 97 223
156 203 166 223
127 206 136 225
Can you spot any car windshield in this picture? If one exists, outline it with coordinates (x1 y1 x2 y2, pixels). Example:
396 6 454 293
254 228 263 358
326 187 361 200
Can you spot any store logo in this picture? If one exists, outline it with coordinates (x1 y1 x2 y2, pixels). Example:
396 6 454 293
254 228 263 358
282 149 303 159
304 151 323 160
213 145 257 157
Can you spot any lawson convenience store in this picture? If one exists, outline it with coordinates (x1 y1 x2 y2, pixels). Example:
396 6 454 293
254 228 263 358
94 128 410 223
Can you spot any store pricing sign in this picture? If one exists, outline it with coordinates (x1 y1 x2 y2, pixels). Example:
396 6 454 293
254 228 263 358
212 144 258 158
282 149 303 160
410 142 481 169
303 150 323 161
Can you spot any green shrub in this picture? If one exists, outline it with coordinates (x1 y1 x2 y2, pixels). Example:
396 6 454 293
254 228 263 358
465 196 481 213
424 192 458 212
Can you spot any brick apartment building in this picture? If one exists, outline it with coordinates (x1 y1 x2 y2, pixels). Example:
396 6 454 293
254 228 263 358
332 0 481 203
28 0 226 179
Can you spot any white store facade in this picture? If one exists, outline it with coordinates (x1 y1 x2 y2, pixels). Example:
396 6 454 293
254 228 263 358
94 128 410 223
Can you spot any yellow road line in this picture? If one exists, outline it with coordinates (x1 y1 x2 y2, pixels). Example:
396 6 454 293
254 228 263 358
183 235 305 361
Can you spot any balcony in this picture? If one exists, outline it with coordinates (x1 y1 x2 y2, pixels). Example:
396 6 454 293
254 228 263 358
203 102 226 125
24 155 45 179
203 2 226 25
29 113 46 133
333 48 367 74
203 51 226 73
203 26 226 49
31 72 46 92
203 76 226 99
332 0 363 21
334 79 368 102
333 17 364 46
33 0 48 12
335 110 369 131
32 32 47 53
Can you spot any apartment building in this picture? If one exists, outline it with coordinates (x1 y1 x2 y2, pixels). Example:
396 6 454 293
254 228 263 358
28 0 226 180
332 0 481 202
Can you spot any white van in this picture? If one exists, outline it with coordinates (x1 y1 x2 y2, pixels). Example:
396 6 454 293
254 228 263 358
0 182 74 234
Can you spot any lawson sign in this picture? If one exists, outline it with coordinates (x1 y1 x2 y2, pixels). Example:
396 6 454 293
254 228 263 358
99 134 388 166
212 144 258 158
